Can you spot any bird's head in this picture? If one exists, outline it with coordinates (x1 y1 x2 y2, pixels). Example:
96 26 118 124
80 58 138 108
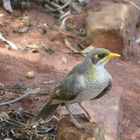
85 48 120 66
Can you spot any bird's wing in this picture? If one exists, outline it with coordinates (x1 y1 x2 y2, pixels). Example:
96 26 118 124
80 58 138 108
93 79 112 99
51 64 86 101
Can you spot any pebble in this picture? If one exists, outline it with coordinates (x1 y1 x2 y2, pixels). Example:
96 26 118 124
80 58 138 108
26 71 35 79
62 56 67 64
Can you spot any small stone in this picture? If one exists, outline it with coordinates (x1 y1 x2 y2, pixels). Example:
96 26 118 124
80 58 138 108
26 71 35 79
62 56 67 64
32 48 39 53
0 14 4 17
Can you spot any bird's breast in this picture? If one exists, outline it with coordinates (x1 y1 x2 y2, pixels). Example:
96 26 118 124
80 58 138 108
75 66 112 102
88 66 111 87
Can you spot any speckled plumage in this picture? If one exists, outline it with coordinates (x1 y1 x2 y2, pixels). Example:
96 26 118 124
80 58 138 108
33 48 119 125
51 59 112 104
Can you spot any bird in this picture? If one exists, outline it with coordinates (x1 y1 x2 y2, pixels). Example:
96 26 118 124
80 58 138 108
33 48 120 129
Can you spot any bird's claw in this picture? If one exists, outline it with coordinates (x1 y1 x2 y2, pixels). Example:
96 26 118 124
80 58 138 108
82 113 91 121
88 118 93 123
81 113 97 125
69 118 85 130
86 117 97 125
73 121 86 130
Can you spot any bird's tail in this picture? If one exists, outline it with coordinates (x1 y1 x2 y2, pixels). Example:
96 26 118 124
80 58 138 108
33 100 59 124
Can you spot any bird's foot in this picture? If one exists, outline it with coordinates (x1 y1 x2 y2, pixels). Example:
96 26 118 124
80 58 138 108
88 118 94 123
89 119 97 125
81 113 97 125
82 113 91 122
69 116 85 130
71 119 86 130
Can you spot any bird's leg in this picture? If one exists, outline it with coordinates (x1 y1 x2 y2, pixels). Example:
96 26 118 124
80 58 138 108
78 102 93 123
65 104 84 129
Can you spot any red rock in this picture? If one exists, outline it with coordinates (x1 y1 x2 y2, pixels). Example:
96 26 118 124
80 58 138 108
85 0 140 60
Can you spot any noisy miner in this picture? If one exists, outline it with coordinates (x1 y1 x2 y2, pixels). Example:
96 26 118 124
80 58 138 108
33 48 120 129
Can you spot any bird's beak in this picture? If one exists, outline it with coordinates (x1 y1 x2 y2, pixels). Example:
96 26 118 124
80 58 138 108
107 52 121 59
100 52 120 64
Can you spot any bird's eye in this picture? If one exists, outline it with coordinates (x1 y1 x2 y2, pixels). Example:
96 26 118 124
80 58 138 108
98 54 105 58
95 54 105 59
98 54 102 58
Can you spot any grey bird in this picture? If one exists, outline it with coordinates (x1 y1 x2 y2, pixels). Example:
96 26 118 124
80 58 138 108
33 48 120 128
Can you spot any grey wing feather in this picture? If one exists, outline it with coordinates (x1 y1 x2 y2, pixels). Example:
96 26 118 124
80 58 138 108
51 63 85 101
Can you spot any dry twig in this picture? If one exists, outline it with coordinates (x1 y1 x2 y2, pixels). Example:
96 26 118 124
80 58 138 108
65 38 94 56
59 15 70 31
125 0 140 10
0 32 17 50
0 88 40 106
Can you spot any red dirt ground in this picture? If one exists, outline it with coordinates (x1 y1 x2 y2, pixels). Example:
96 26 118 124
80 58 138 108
0 7 140 140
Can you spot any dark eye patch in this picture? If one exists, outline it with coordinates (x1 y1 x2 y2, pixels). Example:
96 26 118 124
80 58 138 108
92 53 107 64
98 53 106 58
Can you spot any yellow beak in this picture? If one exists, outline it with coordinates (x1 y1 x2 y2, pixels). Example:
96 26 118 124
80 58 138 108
101 52 121 63
108 52 121 58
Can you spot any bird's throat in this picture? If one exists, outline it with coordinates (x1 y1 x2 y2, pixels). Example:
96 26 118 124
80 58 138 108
89 64 107 81
89 66 96 81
